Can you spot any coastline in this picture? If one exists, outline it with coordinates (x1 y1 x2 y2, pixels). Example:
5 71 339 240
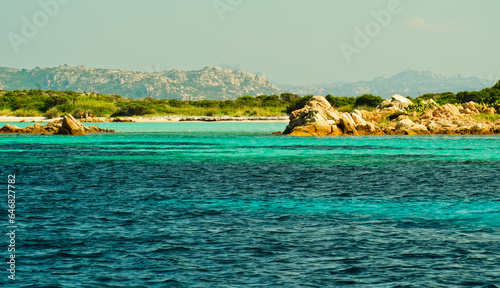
0 115 289 123
283 96 500 136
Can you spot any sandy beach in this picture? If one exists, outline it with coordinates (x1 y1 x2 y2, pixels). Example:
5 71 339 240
0 116 55 123
0 116 289 123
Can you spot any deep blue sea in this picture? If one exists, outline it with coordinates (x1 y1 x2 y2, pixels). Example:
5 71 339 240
1 122 499 287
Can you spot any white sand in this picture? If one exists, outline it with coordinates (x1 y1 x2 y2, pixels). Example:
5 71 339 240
0 116 57 123
0 116 288 123
130 116 289 123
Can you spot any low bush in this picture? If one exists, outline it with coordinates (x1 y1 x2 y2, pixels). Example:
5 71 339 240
45 107 61 119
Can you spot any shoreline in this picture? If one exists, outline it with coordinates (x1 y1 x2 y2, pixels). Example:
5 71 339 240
0 116 290 123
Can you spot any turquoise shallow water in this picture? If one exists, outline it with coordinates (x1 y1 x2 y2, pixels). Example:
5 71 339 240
1 122 499 287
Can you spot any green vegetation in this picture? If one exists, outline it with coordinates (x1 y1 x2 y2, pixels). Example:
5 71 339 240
0 90 388 118
415 81 500 107
354 94 384 107
325 95 356 107
473 113 500 122
404 101 436 113
0 90 290 118
0 90 125 118
1 80 499 118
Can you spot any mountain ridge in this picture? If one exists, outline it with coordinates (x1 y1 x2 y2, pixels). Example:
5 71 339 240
0 65 494 100
0 65 280 100
278 69 493 98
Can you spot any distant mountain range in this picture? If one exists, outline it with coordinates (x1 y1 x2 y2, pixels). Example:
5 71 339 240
0 65 280 100
278 69 493 98
0 65 494 100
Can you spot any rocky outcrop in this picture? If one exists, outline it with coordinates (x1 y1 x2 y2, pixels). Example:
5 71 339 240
58 115 87 135
1 115 114 135
284 96 383 136
284 97 341 136
394 119 429 135
377 94 414 110
282 97 500 136
112 118 136 122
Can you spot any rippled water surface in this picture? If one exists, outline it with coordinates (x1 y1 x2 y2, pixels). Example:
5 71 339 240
1 122 499 287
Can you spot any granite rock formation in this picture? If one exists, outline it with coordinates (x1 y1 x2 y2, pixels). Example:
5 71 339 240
1 115 114 135
282 96 500 136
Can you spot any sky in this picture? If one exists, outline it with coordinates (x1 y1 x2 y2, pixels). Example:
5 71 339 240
1 0 499 85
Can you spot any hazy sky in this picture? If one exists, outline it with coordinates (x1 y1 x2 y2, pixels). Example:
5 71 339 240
1 0 499 85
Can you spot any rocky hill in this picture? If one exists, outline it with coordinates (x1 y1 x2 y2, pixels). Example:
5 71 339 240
0 65 494 100
0 65 280 100
280 69 493 98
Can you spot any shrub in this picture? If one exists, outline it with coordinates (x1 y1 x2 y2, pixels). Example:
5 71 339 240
167 99 182 108
285 95 313 113
336 105 355 113
13 109 42 117
325 95 356 108
280 93 300 102
45 107 61 119
111 102 155 116
354 94 384 108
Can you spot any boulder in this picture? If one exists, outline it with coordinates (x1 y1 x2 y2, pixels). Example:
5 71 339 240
376 95 413 110
433 104 461 118
391 94 414 109
464 101 477 110
471 123 492 135
378 99 393 109
394 119 429 135
58 115 87 135
112 118 136 122
422 99 437 106
395 119 414 129
494 124 500 133
337 113 358 135
419 108 436 120
356 122 384 135
381 106 405 114
484 107 496 115
353 109 363 117
426 120 440 134
284 96 343 136
396 114 409 121
351 112 367 126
